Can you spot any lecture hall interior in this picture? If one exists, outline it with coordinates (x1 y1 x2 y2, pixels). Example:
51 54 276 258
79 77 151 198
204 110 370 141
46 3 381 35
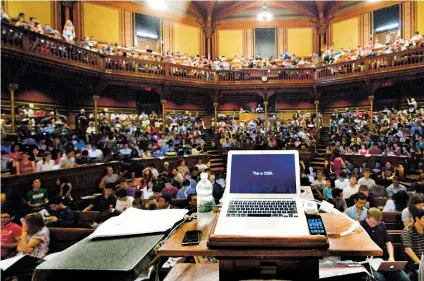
1 0 424 280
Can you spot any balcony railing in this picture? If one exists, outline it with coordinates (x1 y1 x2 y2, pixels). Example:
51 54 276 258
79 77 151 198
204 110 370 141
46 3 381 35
2 23 423 86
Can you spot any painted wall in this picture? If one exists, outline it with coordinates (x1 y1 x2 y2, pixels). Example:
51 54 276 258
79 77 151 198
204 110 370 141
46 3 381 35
217 29 244 58
172 22 200 56
331 17 359 51
276 100 315 110
418 1 424 36
287 28 313 57
324 97 370 108
83 2 120 44
5 1 52 26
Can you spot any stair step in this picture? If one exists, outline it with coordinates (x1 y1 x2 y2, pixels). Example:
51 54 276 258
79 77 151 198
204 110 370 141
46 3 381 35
406 174 419 181
310 162 326 166
210 159 222 162
210 167 226 173
209 162 224 167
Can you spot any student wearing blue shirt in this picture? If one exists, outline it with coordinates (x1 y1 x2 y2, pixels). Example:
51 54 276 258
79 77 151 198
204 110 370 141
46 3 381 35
176 180 196 199
345 192 368 221
323 180 334 199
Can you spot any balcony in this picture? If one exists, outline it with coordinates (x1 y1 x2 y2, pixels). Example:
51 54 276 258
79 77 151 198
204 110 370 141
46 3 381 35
2 24 424 89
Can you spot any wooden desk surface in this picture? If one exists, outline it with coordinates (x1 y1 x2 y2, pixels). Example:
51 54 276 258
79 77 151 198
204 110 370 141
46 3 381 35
158 212 382 258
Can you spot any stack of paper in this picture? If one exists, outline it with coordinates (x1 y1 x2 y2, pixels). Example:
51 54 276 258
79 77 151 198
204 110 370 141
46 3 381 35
89 208 188 239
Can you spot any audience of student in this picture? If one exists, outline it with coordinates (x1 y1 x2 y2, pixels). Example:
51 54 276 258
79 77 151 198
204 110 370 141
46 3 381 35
342 175 359 199
98 166 119 189
158 194 176 209
186 193 197 211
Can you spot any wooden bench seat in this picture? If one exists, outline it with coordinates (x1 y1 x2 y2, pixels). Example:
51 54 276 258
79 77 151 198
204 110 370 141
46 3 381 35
49 227 94 253
382 211 403 230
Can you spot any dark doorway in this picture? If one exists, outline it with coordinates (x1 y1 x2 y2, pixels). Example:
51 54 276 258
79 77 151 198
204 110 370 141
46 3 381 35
136 90 160 114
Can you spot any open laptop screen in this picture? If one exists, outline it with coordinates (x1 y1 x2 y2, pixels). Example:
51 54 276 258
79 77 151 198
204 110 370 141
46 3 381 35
229 154 297 194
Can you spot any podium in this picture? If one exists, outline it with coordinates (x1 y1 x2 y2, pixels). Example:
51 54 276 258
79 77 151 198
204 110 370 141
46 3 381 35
158 212 382 281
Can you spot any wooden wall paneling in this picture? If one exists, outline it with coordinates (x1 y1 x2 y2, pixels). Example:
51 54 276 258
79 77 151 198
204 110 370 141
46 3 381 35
402 1 412 39
245 28 253 59
123 10 133 47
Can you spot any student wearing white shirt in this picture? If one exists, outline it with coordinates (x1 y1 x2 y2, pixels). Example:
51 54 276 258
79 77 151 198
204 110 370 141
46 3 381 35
357 168 376 190
36 152 55 172
115 189 134 212
335 172 349 190
343 176 359 199
119 143 132 157
195 158 208 172
59 151 76 169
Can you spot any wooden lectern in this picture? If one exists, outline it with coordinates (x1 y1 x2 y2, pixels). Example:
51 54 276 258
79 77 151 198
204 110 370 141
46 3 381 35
158 212 382 281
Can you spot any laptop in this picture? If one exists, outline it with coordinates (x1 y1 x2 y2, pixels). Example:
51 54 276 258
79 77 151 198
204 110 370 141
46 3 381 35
213 150 310 237
368 259 407 272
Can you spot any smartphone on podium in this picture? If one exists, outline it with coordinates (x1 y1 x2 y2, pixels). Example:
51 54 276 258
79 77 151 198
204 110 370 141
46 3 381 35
182 230 202 246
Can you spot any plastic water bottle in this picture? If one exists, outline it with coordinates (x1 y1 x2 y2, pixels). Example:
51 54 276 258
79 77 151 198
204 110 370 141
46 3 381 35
196 173 214 228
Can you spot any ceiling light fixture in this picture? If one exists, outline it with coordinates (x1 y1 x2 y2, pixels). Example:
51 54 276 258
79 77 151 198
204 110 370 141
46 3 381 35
147 0 167 10
257 2 272 22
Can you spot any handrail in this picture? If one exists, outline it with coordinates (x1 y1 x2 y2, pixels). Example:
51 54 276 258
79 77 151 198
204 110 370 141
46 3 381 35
2 23 423 86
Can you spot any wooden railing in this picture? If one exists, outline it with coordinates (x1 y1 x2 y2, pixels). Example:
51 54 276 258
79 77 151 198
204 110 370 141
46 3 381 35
1 23 104 72
2 24 423 86
315 48 424 80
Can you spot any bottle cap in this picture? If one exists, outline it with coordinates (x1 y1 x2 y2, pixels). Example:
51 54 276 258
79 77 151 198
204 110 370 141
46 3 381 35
200 172 208 180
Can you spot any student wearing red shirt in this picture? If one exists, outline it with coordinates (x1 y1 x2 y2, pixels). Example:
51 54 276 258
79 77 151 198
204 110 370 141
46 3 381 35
1 208 22 259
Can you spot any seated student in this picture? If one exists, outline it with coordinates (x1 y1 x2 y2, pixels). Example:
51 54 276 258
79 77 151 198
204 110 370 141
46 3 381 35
115 189 134 212
343 175 359 199
184 173 198 190
334 171 349 190
186 193 197 211
116 178 136 198
358 168 376 190
83 183 116 212
158 194 178 209
14 151 35 175
386 177 407 198
383 190 410 212
345 192 368 221
360 208 410 281
195 158 208 172
26 179 48 211
98 166 119 190
161 178 179 198
323 180 335 199
411 173 424 194
17 213 50 259
369 184 387 199
132 198 142 209
75 150 92 165
327 188 347 212
46 196 75 227
144 196 159 210
59 150 76 169
176 179 196 199
355 185 370 208
402 196 424 228
401 209 424 276
1 208 22 259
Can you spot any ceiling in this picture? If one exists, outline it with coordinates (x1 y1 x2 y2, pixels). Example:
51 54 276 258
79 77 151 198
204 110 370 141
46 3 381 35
141 1 363 24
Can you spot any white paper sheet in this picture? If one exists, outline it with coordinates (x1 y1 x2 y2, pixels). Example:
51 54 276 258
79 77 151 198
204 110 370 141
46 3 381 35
88 207 188 239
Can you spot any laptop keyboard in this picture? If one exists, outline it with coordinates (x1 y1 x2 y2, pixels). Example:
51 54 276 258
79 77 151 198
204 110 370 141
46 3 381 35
226 200 298 217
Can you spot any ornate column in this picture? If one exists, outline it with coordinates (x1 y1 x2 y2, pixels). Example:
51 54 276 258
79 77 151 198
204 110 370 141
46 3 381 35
8 84 19 134
368 95 374 130
314 100 320 129
213 102 218 131
93 95 99 133
263 100 269 132
161 99 167 133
